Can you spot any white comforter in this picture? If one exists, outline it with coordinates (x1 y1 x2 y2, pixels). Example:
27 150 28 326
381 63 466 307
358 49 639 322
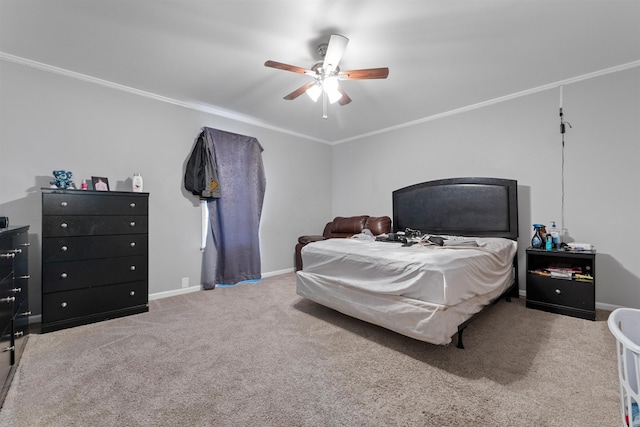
300 237 517 307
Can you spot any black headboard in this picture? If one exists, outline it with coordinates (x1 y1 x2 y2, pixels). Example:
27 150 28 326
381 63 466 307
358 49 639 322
392 177 518 240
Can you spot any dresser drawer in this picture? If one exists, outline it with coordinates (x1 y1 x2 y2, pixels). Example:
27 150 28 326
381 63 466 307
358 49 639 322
0 323 11 385
0 285 12 331
0 270 11 289
43 192 148 216
12 275 28 311
526 276 594 310
43 255 148 293
0 246 14 284
43 235 148 262
43 215 148 237
12 299 29 365
9 286 25 318
42 280 148 324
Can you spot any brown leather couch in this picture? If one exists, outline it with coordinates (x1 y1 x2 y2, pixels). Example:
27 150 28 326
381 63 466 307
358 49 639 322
295 215 391 271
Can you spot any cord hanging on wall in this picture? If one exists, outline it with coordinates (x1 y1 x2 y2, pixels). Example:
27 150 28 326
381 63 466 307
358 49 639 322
559 85 572 238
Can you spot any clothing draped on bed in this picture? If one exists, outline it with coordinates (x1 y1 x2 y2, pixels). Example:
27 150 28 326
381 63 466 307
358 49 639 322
296 237 517 344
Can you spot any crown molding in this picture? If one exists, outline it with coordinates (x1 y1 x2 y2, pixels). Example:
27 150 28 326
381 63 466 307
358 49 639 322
0 51 328 144
332 60 640 145
2 51 637 146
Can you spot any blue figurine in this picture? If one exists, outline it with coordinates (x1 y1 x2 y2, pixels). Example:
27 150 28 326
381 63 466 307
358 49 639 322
50 170 75 189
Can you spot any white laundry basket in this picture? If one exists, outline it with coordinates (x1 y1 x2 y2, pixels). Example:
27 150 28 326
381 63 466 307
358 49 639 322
608 308 640 427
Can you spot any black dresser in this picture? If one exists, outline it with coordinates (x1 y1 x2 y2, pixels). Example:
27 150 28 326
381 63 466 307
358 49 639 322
0 225 30 404
41 189 149 333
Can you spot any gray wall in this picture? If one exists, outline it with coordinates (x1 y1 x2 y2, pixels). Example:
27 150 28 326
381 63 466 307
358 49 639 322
331 67 640 309
1 59 638 313
0 60 333 314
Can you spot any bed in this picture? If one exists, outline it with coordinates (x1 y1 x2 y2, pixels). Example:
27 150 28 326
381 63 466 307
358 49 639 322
296 177 519 348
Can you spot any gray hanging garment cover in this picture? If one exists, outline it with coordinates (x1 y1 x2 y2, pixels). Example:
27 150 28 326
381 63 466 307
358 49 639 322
200 127 266 288
184 131 221 199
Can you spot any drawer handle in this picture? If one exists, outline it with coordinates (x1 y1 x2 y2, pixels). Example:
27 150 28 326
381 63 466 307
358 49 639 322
61 246 68 252
130 265 136 271
129 221 136 227
60 201 68 207
555 289 561 295
60 222 68 229
10 288 22 294
2 346 14 353
8 248 22 254
0 253 15 259
130 203 136 208
21 242 31 247
130 242 136 248
60 273 68 279
129 291 135 296
14 331 23 338
18 275 31 280
61 302 68 308
19 311 31 317
0 297 15 304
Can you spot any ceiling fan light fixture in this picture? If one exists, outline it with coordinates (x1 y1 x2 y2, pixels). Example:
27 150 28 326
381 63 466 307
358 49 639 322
306 83 322 102
264 33 388 115
322 77 342 104
326 86 342 104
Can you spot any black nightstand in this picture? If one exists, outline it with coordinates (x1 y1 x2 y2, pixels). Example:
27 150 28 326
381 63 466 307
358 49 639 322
525 247 596 320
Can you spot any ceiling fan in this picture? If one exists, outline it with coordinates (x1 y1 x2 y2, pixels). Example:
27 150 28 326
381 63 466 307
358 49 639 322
264 34 389 119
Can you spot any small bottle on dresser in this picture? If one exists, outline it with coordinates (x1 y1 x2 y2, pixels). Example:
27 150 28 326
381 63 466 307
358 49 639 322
132 173 143 192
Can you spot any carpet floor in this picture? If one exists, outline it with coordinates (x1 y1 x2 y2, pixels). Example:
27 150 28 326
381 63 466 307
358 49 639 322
0 272 620 426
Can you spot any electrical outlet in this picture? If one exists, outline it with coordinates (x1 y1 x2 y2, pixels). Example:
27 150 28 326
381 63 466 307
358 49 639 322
181 277 189 288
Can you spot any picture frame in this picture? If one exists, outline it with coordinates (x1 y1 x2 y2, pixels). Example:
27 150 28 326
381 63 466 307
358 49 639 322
91 176 110 191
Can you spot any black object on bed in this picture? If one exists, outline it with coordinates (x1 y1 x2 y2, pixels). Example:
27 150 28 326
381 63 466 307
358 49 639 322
394 177 519 347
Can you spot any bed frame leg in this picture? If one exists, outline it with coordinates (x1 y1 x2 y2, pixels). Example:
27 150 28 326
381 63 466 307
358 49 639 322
456 328 465 349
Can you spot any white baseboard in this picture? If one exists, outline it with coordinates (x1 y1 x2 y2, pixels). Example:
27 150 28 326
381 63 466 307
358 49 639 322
594 301 624 312
149 285 201 301
148 268 296 301
262 267 295 277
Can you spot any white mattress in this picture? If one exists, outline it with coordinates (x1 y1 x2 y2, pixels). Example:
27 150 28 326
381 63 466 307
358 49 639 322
299 237 517 307
296 237 517 345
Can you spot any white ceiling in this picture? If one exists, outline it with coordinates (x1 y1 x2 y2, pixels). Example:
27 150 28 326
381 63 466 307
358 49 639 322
1 0 639 143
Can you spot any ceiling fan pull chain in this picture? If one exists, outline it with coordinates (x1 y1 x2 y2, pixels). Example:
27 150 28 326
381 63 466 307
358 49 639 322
322 91 328 119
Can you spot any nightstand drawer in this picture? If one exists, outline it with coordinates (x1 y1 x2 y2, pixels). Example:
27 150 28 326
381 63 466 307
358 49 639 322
526 275 594 310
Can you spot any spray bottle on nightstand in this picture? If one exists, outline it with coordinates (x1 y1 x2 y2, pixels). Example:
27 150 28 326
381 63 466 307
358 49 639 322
532 224 544 249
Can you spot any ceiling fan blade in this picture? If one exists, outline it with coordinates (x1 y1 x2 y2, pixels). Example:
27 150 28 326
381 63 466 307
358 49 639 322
322 34 349 73
283 81 316 100
338 68 389 80
337 87 352 106
265 60 314 75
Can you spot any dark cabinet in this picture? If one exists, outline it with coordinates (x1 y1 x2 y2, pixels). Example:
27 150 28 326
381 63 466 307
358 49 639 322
0 226 30 405
525 248 596 320
41 189 149 333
